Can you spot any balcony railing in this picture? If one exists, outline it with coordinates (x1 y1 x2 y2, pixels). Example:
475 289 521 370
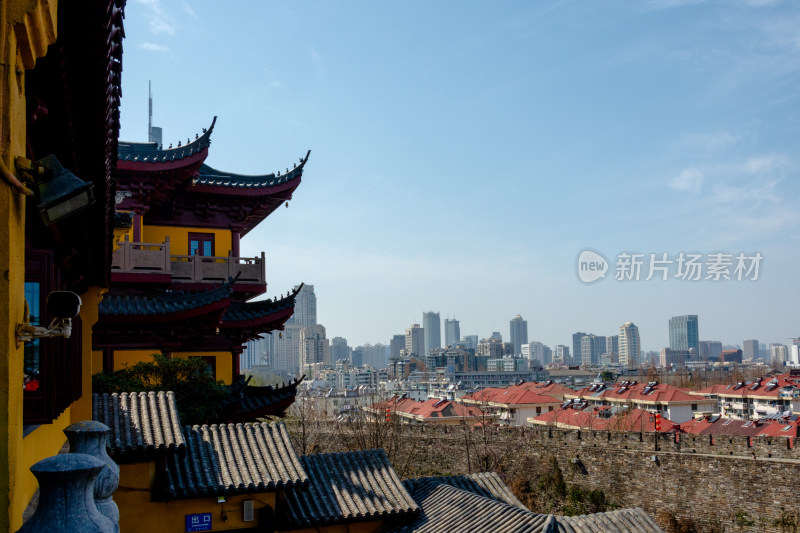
111 236 265 285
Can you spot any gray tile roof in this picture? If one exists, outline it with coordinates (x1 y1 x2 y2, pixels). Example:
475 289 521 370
281 449 420 529
164 421 307 499
385 484 664 533
387 484 549 533
553 508 664 532
403 472 527 510
92 391 185 462
194 150 309 190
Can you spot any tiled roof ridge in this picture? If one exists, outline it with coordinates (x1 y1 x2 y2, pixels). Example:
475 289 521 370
92 390 186 461
118 116 216 162
99 282 234 317
194 149 310 189
165 420 307 499
282 448 419 528
221 286 299 323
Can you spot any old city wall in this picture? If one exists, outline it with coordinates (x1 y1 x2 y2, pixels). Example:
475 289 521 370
303 422 800 532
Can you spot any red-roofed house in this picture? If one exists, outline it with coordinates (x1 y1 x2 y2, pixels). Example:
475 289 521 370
566 380 715 423
690 373 800 420
516 380 576 401
529 405 679 433
680 414 799 438
367 397 494 425
460 385 562 426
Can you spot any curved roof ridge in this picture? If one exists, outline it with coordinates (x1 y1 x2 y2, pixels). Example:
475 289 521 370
194 150 310 189
118 116 217 162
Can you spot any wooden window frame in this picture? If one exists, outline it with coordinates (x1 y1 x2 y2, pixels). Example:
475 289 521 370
188 232 215 257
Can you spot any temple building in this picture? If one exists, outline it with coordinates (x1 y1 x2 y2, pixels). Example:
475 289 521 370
99 117 310 387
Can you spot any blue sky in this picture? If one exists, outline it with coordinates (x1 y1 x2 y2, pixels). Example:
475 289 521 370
119 0 800 351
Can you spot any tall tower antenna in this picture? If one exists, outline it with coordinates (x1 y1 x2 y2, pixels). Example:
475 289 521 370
148 80 153 142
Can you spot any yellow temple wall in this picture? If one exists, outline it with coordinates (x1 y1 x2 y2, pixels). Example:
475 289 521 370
117 461 277 533
141 224 233 256
173 351 234 385
0 0 59 530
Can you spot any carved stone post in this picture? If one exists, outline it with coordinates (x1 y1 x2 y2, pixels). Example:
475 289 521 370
17 454 115 533
64 421 119 532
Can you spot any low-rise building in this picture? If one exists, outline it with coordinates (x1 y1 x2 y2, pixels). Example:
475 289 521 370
529 404 679 433
367 396 493 425
566 380 715 423
691 372 800 420
461 384 562 426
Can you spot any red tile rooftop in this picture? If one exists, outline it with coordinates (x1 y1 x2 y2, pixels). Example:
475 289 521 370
531 406 679 433
568 381 702 403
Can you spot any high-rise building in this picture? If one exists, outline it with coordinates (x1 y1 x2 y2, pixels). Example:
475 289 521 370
241 336 269 370
618 322 640 368
580 334 606 366
509 315 528 356
405 324 424 357
330 336 350 362
660 348 689 368
423 311 441 356
699 341 722 362
444 318 460 348
605 335 619 357
669 315 699 358
770 344 788 366
300 324 329 368
463 335 479 350
271 323 304 375
743 339 759 360
553 345 570 365
390 334 405 361
790 339 800 366
572 332 587 366
291 284 317 326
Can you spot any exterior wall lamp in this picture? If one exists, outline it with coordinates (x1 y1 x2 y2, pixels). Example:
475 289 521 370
18 154 95 225
16 291 82 348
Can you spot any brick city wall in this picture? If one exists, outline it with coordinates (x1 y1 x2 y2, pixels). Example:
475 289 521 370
300 422 800 532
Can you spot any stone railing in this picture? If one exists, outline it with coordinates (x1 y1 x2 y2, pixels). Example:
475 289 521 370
111 236 265 285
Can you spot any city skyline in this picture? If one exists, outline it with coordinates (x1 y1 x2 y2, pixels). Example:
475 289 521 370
119 1 800 351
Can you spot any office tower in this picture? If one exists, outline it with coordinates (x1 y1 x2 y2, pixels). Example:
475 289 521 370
572 332 587 366
790 339 800 366
509 315 528 356
669 315 699 357
770 344 788 366
660 348 689 368
580 334 605 366
390 334 405 361
423 311 441 356
291 284 317 326
405 324 424 357
271 323 304 374
330 336 350 362
554 345 570 365
699 341 722 361
743 339 759 360
300 324 328 367
444 318 460 347
618 322 640 368
241 336 269 370
463 335 479 350
606 335 619 357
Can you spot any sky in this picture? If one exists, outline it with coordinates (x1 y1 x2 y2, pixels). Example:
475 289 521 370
118 0 800 352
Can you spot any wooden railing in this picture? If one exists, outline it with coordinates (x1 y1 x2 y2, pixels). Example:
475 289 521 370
111 236 266 285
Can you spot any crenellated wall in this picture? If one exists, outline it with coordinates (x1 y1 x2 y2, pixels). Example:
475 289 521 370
301 422 800 532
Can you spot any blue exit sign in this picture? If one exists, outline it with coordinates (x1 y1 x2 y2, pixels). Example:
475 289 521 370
185 513 212 532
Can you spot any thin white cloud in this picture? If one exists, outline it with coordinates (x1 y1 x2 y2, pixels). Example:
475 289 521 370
670 168 704 192
140 42 169 53
645 0 707 10
133 0 176 36
181 2 199 20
